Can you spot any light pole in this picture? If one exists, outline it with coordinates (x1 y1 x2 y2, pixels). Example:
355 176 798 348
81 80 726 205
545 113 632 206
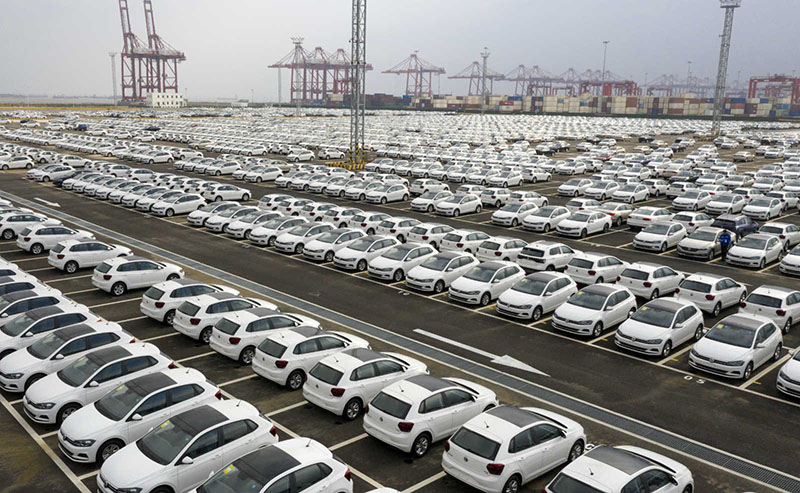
108 52 118 106
687 61 692 85
480 47 489 115
601 41 609 84
712 0 742 136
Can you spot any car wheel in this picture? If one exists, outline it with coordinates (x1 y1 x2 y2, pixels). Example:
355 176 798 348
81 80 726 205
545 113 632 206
502 474 521 493
453 209 460 217
255 177 262 183
602 223 609 233
543 224 550 233
343 398 362 421
574 191 579 197
96 439 124 464
30 243 44 255
242 193 250 201
359 194 366 201
324 250 335 262
239 346 256 365
200 327 212 344
532 306 543 321
397 235 405 243
165 208 174 217
393 269 404 282
379 197 387 205
2 229 14 240
367 228 375 235
57 403 81 425
403 194 409 201
783 318 792 334
743 362 754 380
707 250 714 261
357 259 367 271
546 264 555 271
284 369 306 390
163 309 176 326
149 159 154 164
579 229 587 239
712 302 722 317
111 282 127 296
592 321 604 337
433 280 445 293
267 236 276 247
568 440 584 463
758 258 765 269
773 343 783 361
479 292 491 306
476 205 482 213
659 242 667 253
427 205 434 213
411 432 432 458
64 261 79 274
294 243 304 254
661 341 673 358
24 374 45 392
649 288 660 301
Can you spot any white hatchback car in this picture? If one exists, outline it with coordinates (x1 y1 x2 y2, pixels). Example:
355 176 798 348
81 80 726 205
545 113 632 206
151 193 206 217
302 228 366 262
274 222 335 254
92 257 184 296
333 235 400 271
448 261 526 306
248 216 308 247
48 240 132 274
553 284 637 337
616 298 705 358
139 279 240 325
521 206 571 233
739 285 800 334
0 212 61 240
172 293 278 344
633 222 687 252
16 225 94 255
565 252 628 285
368 243 437 282
725 233 783 269
557 211 612 238
496 272 577 321
405 252 479 293
675 273 746 316
617 262 684 300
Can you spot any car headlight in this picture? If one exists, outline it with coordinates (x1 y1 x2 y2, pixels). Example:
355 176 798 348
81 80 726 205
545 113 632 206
720 360 745 366
690 349 699 358
71 439 96 447
643 338 662 344
576 319 593 325
30 402 56 410
4 373 24 379
116 488 142 493
779 370 789 381
464 290 480 295
418 278 434 283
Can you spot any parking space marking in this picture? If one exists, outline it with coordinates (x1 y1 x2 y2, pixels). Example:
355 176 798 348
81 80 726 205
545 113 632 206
218 374 258 387
175 351 215 363
40 430 58 439
402 471 447 493
44 274 92 283
741 347 797 389
590 329 617 345
264 401 306 417
659 344 694 365
348 465 385 490
63 287 97 296
9 398 23 405
329 433 368 451
25 266 55 272
142 332 179 342
77 471 100 481
86 298 140 309
118 315 148 323
10 256 50 263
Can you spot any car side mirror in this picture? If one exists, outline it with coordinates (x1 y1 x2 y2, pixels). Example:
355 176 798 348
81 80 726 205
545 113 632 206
22 332 33 338
87 381 99 388
604 306 614 311
674 323 684 329
2 313 10 318
543 292 553 297
491 279 500 284
181 456 194 465
756 343 766 349
559 429 567 439
52 353 64 360
669 476 679 486
130 413 143 422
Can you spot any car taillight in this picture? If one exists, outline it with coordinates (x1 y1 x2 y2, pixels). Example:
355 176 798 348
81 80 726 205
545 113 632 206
422 235 429 240
674 288 680 293
275 360 288 368
190 318 200 325
688 222 695 226
609 212 616 216
215 390 223 400
643 281 652 287
331 387 345 397
645 218 652 221
361 223 367 227
616 276 621 281
310 212 315 216
487 463 505 475
154 301 165 308
168 362 176 369
780 234 786 239
456 243 464 248
344 469 352 481
269 425 277 436
705 294 715 300
103 274 112 280
390 229 396 233
398 422 414 432
740 301 747 308
494 251 502 257
286 208 292 211
23 237 30 242
777 309 787 316
229 337 241 345
588 270 596 275
57 254 65 259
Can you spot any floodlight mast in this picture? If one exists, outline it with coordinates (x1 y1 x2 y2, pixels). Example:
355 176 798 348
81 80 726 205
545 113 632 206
711 0 742 136
349 0 366 164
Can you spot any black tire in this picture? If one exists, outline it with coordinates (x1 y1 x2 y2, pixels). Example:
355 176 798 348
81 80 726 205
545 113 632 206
294 243 304 254
403 194 409 202
712 302 721 317
166 273 180 281
163 309 176 326
707 250 714 261
57 403 81 425
661 341 672 358
343 398 362 421
543 224 550 233
359 193 366 201
758 258 765 269
267 236 276 247
96 439 124 464
694 324 704 340
393 269 405 282
773 343 783 361
511 218 518 227
239 346 256 365
366 228 375 235
214 196 222 202
433 280 445 293
200 327 212 344
479 292 491 306
287 369 305 390
475 205 482 213
783 318 792 334
567 440 585 463
242 193 250 201
602 223 609 233
427 205 434 213
2 229 14 240
357 259 367 271
596 277 604 284
532 306 543 321
453 209 460 217
502 474 522 493
165 208 174 217
30 243 43 255
592 321 604 337
411 433 432 458
659 242 667 253
743 362 753 380
111 282 127 296
324 250 335 262
579 229 587 239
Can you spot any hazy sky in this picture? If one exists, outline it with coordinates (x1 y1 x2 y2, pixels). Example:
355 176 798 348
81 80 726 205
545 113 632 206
1 0 798 101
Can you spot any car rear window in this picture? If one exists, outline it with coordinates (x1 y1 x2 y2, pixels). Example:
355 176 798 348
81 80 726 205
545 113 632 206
547 473 604 493
95 262 112 274
568 259 594 269
620 268 648 280
450 427 500 461
51 244 66 253
680 280 711 293
143 286 165 300
371 392 411 419
178 301 200 316
309 363 343 386
257 338 286 358
215 318 240 335
746 293 781 308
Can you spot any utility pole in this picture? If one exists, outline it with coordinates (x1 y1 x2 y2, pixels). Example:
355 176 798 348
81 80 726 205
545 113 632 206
277 68 282 105
251 88 254 105
480 47 489 115
292 37 304 117
687 61 692 83
349 0 366 164
601 41 609 84
109 52 118 106
712 0 742 136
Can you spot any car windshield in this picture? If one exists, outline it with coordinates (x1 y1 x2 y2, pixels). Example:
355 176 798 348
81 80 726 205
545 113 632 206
450 427 500 461
681 191 701 198
0 312 36 336
94 382 147 421
418 192 438 200
287 224 315 235
27 331 69 359
178 301 200 316
567 290 608 310
238 212 263 223
749 199 773 207
620 268 648 280
511 277 548 295
620 185 638 192
569 258 594 269
371 392 411 419
689 230 717 241
197 461 266 493
564 179 582 186
713 220 736 229
215 317 240 335
257 338 286 358
759 226 783 235
548 473 605 493
382 245 414 260
57 355 102 387
532 208 558 218
643 224 670 235
216 208 240 218
631 305 676 328
137 419 194 465
500 204 522 212
419 255 452 271
259 219 287 230
746 293 781 308
704 321 757 348
463 265 498 282
737 237 767 249
569 213 591 222
673 214 693 222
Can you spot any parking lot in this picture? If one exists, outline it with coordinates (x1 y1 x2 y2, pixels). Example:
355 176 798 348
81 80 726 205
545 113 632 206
1 117 800 493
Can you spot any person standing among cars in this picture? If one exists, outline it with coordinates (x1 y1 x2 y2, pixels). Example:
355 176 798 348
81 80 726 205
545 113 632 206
719 228 732 260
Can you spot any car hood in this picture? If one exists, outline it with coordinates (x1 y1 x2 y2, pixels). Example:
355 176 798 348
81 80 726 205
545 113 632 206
618 319 670 340
558 219 587 228
369 257 404 269
728 246 762 257
694 337 751 362
407 265 442 279
498 289 541 305
491 210 516 218
25 372 76 403
555 304 600 321
782 358 800 380
636 232 667 242
0 348 43 375
411 198 434 205
680 238 713 248
61 402 118 439
100 440 165 488
450 277 489 292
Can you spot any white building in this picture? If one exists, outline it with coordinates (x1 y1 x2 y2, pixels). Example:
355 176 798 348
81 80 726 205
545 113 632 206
145 92 186 108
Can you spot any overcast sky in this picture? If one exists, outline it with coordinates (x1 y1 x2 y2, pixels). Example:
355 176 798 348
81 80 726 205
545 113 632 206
1 0 798 101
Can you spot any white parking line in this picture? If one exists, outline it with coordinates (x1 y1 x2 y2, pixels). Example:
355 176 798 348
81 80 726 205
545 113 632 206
659 344 694 365
9 398 23 405
175 351 215 363
77 470 99 481
589 329 617 344
44 274 92 283
218 374 258 387
0 248 22 253
9 256 49 263
329 433 368 451
87 298 140 309
264 401 306 417
40 430 59 439
25 266 55 272
117 315 148 323
142 332 179 342
402 471 447 493
63 287 97 296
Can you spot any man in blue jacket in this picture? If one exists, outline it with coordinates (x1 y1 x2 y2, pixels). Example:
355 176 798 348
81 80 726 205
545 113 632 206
719 229 732 260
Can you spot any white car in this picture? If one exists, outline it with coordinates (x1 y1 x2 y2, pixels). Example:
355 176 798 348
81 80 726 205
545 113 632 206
188 202 241 228
490 202 539 227
633 222 687 252
410 178 449 195
480 188 512 208
475 237 527 262
743 197 783 220
675 273 746 316
299 202 338 221
96 399 278 493
15 225 94 255
496 272 577 321
59 368 220 464
203 183 251 202
557 211 612 238
0 304 97 360
611 184 649 204
557 178 593 197
522 206 571 233
552 284 637 337
448 261 526 306
252 326 370 390
248 216 307 246
375 217 421 243
616 298 705 357
435 194 482 216
23 343 172 424
139 278 240 325
92 257 184 296
545 445 694 493
584 181 620 200
725 233 783 269
777 349 800 398
333 235 400 271
350 212 391 235
672 190 712 211
151 193 206 217
303 348 428 420
135 190 183 212
670 212 713 233
517 241 578 272
224 211 282 239
689 314 782 379
706 193 746 215
740 285 800 334
302 228 366 262
406 251 479 293
368 243 437 282
204 206 260 233
410 190 454 212
643 179 669 197
209 307 321 363
439 229 491 254
627 207 673 229
780 244 800 276
508 190 547 207
617 262 684 300
288 149 315 162
406 222 455 249
365 184 409 204
363 375 498 457
274 222 335 254
0 322 127 394
173 293 277 343
244 165 282 183
192 438 353 493
444 406 586 493
0 212 61 240
759 222 800 250
564 252 628 285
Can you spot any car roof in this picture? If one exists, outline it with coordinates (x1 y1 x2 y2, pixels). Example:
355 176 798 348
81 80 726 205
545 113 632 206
125 371 177 397
405 375 452 393
646 298 689 312
720 314 770 330
583 445 653 475
86 345 132 365
230 445 302 487
169 278 207 287
53 323 96 340
752 285 795 296
171 404 228 436
581 284 617 296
